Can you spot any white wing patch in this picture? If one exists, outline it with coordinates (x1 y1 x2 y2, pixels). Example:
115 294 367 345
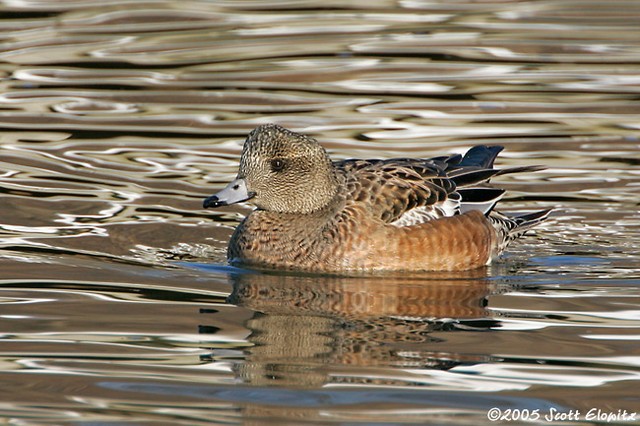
460 191 504 215
390 194 461 227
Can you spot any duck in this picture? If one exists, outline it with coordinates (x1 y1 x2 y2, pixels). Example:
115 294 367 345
203 124 550 272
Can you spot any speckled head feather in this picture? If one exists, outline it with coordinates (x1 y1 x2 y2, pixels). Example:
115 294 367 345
238 124 340 214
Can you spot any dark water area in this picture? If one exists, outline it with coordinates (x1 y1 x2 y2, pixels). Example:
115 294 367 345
0 1 639 424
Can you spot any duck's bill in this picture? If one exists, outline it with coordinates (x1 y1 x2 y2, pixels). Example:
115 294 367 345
203 178 255 208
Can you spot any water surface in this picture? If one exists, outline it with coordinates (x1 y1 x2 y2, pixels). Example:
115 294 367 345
0 1 639 424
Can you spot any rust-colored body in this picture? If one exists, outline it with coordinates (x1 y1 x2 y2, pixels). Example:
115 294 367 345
229 187 496 272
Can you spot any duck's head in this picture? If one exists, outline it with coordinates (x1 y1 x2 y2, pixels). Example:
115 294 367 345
203 124 339 214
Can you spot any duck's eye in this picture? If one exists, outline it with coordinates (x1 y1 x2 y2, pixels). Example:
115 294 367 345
270 158 286 172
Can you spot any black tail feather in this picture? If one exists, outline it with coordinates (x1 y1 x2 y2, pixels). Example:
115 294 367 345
451 168 500 186
459 145 504 168
449 146 545 187
496 165 547 176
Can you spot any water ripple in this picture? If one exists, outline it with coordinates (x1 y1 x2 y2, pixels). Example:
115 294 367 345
1 1 640 423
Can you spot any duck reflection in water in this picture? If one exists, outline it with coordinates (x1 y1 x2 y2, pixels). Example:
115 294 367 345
204 271 499 388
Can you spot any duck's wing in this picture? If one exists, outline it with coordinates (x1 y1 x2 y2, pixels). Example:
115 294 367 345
336 157 461 226
336 145 538 227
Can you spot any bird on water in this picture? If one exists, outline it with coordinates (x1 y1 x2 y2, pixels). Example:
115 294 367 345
203 124 550 273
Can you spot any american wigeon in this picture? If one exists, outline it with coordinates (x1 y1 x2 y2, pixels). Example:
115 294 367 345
203 124 550 272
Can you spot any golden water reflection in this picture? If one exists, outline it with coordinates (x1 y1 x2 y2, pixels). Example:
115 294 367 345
227 271 493 388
